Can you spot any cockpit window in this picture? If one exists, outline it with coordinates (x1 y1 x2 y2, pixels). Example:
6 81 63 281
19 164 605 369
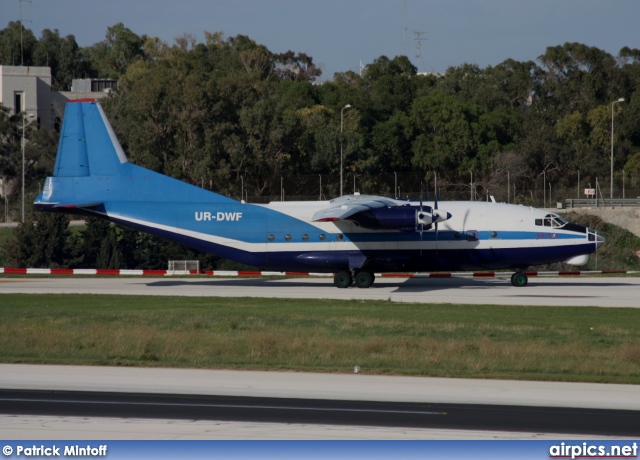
551 214 568 228
536 214 568 228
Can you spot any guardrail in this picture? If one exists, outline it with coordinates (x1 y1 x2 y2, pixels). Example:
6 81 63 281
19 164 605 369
564 198 640 208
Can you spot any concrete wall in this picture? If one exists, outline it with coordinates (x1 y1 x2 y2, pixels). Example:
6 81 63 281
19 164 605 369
562 207 640 238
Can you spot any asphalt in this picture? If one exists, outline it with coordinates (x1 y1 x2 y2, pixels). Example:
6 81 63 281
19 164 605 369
1 275 640 307
1 364 639 439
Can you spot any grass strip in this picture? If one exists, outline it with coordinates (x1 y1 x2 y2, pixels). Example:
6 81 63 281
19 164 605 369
1 294 639 384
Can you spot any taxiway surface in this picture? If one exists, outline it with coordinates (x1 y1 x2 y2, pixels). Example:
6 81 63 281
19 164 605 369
1 275 639 307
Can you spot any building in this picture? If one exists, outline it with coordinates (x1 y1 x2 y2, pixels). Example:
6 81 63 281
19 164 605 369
0 65 54 129
0 65 116 131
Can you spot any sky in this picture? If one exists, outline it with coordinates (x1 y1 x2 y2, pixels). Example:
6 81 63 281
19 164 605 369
3 0 640 80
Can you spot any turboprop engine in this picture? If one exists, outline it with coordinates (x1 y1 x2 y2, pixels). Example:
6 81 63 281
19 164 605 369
347 206 451 232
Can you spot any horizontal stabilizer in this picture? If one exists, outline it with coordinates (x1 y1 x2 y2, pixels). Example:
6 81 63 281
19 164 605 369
54 202 103 209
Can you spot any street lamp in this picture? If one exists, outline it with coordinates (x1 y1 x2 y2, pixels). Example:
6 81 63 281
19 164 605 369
340 104 351 196
611 98 624 199
542 170 546 208
22 112 35 223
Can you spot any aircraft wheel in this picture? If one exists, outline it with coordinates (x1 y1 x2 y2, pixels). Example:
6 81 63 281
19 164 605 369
511 272 528 287
334 271 353 288
354 271 374 289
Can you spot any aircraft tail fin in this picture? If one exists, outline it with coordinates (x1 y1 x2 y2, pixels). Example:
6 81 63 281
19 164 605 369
53 98 128 178
36 98 237 212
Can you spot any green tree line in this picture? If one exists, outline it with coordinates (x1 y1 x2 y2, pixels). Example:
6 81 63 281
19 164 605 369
3 21 640 268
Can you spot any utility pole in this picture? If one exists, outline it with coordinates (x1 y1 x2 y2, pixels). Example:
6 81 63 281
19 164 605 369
413 30 428 71
403 0 407 55
19 0 32 66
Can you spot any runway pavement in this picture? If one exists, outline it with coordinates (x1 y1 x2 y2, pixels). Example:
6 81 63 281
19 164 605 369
1 365 638 439
1 275 639 307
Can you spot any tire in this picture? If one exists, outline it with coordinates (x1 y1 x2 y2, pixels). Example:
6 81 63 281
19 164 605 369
354 271 374 288
511 272 528 287
334 271 353 288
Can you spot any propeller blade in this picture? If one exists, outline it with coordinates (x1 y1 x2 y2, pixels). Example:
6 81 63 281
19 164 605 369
434 195 439 254
419 184 424 255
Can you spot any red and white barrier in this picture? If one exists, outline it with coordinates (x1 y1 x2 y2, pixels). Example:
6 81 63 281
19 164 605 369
0 268 637 277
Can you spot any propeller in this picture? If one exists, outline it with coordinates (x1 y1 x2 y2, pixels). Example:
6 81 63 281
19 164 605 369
434 195 439 254
418 185 424 254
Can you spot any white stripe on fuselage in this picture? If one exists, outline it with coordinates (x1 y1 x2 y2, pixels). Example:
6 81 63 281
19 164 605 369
101 201 588 255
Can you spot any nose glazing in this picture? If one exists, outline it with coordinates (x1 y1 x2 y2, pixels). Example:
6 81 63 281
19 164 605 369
587 228 605 249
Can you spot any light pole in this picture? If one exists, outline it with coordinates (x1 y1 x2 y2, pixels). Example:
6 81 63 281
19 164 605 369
21 112 35 223
2 178 6 222
542 170 546 208
611 98 624 199
469 170 473 201
394 172 397 198
340 104 351 196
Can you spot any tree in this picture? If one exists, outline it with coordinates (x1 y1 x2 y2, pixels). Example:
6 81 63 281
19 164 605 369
3 212 71 268
33 29 93 91
0 21 37 66
537 43 618 115
275 51 322 82
410 92 480 177
86 23 147 78
624 152 640 187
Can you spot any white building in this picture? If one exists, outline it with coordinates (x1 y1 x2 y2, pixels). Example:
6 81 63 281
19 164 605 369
0 65 116 131
0 65 55 129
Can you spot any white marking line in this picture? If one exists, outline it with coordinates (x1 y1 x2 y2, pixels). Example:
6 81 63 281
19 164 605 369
0 398 445 416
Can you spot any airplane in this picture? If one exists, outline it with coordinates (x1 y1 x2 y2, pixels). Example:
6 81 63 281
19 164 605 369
34 99 604 288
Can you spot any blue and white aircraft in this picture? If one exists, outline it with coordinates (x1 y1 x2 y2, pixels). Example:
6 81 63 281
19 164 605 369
35 99 604 288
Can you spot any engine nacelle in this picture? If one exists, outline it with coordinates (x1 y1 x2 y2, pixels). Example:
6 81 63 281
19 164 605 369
346 205 449 231
371 207 417 230
348 206 424 231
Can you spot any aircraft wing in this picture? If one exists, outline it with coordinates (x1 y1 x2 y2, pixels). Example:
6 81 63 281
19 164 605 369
312 195 397 222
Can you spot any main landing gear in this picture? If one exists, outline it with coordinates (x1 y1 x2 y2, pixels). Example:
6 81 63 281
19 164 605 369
510 271 528 287
333 270 375 289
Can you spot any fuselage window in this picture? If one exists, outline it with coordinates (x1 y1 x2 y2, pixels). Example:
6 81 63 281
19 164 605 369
302 234 309 241
535 219 543 226
319 234 326 240
267 234 275 241
337 234 344 241
466 230 479 241
285 234 292 241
